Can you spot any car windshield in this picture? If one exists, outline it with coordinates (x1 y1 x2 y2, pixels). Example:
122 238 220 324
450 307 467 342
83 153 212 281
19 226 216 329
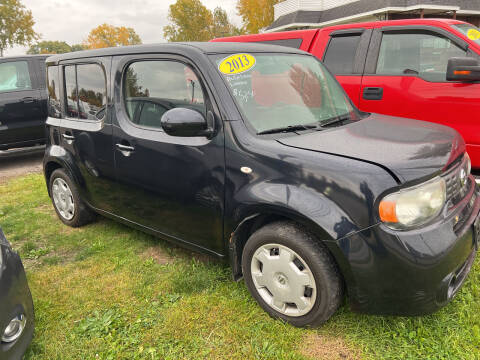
452 24 480 45
210 53 360 134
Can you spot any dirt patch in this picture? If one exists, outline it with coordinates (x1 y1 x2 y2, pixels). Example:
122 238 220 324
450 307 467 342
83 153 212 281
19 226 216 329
300 333 360 360
142 246 173 265
0 147 44 183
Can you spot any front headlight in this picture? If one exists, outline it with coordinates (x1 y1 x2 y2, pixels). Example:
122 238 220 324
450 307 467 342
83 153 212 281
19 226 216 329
379 177 446 229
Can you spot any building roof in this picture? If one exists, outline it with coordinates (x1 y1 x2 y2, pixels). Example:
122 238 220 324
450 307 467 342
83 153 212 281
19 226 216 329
268 0 480 32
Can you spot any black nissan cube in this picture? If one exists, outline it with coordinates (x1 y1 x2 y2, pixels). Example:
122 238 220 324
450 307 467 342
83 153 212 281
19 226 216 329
43 42 480 327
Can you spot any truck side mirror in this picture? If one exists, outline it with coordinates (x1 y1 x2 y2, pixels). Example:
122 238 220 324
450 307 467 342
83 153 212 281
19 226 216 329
446 57 480 82
161 108 215 138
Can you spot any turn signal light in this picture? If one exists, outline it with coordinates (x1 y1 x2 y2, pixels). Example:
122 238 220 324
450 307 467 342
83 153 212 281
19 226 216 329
379 200 398 223
454 70 471 75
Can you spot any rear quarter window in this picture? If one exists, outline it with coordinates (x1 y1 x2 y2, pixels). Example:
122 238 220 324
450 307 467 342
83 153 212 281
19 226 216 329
47 66 61 118
323 34 361 75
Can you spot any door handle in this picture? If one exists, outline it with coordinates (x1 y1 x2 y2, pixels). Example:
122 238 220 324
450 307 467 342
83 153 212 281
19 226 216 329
363 87 383 100
116 143 135 156
21 97 35 103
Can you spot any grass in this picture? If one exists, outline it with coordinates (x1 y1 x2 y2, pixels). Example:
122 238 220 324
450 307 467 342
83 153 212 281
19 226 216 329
1 173 479 359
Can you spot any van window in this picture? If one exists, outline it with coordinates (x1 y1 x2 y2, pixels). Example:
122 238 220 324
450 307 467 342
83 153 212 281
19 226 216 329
64 64 106 120
47 66 61 118
257 38 303 49
323 35 361 74
0 61 32 92
376 32 466 82
77 64 106 120
64 65 78 118
123 61 206 129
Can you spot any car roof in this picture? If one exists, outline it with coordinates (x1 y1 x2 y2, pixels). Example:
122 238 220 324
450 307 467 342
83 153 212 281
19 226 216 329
1 54 49 60
46 42 307 64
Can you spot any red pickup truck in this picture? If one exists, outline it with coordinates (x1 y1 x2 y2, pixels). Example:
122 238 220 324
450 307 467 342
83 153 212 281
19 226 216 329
212 19 480 170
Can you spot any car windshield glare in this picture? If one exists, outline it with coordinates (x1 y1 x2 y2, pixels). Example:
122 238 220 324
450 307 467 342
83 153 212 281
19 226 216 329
211 53 359 134
452 24 480 45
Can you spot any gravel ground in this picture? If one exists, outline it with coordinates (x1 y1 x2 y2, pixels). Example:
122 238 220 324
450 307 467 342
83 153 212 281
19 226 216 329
0 146 45 183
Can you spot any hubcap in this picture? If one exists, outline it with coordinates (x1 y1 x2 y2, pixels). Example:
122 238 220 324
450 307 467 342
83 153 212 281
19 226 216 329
52 178 75 220
251 244 316 317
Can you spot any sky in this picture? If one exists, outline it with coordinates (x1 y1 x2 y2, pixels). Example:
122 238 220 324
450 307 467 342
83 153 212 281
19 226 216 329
4 0 242 56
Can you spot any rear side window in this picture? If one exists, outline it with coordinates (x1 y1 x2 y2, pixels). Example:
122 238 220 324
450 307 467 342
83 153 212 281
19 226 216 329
376 32 467 82
257 38 303 49
123 61 206 129
0 61 32 92
64 63 106 120
323 35 361 74
47 66 61 118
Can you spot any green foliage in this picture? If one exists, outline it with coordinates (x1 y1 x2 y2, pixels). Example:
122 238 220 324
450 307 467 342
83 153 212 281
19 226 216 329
163 0 242 42
27 40 71 54
1 174 480 359
70 44 86 52
0 0 39 56
27 40 86 55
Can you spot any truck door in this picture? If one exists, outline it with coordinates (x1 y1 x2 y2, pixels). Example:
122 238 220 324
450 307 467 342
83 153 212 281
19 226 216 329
0 58 43 149
358 26 480 168
319 28 372 107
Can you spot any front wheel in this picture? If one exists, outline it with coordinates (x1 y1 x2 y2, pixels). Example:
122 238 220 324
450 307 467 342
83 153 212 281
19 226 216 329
242 221 343 327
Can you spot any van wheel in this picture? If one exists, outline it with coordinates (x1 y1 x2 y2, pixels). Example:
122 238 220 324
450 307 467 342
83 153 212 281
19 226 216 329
49 168 95 227
242 221 343 327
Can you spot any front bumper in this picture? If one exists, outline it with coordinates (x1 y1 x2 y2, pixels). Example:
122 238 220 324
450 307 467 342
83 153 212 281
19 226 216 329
336 177 480 316
0 229 34 360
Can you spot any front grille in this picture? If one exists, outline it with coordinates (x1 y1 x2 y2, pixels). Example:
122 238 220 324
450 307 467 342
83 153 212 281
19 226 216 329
443 154 471 209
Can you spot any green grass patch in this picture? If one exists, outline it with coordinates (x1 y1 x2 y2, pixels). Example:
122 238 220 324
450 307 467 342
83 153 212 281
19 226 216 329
1 174 479 359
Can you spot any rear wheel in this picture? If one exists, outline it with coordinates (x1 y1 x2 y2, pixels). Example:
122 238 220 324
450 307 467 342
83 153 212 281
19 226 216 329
49 168 95 227
242 221 343 327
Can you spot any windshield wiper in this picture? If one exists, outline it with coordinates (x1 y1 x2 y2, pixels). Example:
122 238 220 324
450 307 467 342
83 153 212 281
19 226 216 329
257 124 318 135
320 114 352 128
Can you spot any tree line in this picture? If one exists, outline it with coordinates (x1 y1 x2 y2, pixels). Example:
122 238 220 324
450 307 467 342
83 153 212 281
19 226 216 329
0 0 280 56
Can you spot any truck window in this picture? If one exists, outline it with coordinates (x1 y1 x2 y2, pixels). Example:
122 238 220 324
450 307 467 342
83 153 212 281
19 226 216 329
323 35 361 75
376 32 466 82
123 61 206 129
0 61 32 92
257 38 303 49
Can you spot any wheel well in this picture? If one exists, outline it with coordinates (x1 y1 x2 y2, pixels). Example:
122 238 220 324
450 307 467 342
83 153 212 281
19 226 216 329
230 213 341 281
44 162 62 194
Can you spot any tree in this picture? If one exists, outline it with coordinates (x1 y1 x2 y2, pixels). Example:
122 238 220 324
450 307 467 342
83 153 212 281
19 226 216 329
85 24 142 49
211 7 242 38
164 0 213 42
27 40 71 54
70 44 86 52
163 0 242 42
236 0 280 34
0 0 39 57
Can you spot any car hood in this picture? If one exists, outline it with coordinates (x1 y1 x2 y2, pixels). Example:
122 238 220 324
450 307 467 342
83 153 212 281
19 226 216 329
277 113 465 183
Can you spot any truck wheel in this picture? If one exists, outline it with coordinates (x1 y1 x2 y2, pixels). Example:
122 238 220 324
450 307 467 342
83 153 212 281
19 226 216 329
242 221 343 327
49 168 95 227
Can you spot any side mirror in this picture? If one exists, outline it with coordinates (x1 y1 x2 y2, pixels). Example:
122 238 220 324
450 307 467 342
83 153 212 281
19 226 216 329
161 108 215 138
447 57 480 82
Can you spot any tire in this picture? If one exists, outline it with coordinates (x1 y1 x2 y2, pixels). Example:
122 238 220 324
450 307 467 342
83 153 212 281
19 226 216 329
242 221 343 327
49 168 95 227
